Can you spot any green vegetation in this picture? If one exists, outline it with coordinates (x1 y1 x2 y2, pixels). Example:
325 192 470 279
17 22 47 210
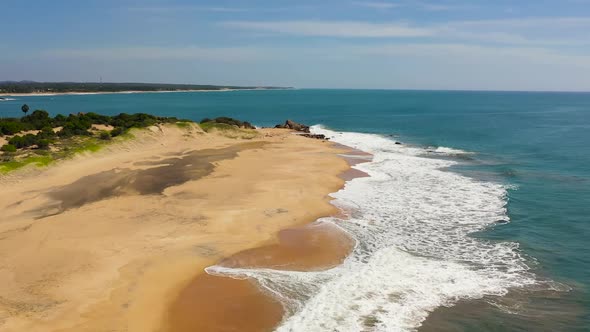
110 127 124 137
64 139 103 155
1 144 16 152
0 155 54 174
0 81 289 94
0 107 261 174
99 131 111 140
199 117 255 129
0 108 186 173
198 122 237 132
198 117 258 139
175 121 192 129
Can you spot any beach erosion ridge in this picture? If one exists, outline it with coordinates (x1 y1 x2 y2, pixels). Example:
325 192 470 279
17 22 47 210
0 116 368 332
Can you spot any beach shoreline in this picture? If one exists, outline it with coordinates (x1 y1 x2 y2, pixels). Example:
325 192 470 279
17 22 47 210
0 123 351 332
0 88 289 97
163 145 371 332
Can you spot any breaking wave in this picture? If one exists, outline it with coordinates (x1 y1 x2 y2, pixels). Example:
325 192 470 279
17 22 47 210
208 126 541 331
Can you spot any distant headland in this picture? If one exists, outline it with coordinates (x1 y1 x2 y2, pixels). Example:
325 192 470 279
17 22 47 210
0 81 292 96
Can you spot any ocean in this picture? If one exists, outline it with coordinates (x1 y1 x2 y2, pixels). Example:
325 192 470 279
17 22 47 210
1 89 588 331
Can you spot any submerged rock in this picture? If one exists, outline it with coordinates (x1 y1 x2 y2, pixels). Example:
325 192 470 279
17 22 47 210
300 133 329 140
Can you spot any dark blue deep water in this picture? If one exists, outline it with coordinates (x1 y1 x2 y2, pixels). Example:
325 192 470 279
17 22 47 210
1 90 588 330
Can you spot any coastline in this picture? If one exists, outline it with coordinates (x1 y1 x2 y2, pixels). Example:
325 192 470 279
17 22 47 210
0 124 350 332
0 88 288 97
163 145 371 332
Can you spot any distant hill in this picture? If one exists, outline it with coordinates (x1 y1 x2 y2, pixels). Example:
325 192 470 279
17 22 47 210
0 81 291 94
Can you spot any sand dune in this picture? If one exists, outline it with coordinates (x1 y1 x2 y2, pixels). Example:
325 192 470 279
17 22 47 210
0 124 349 332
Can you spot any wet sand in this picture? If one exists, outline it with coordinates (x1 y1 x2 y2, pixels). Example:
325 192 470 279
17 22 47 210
218 221 354 271
163 274 285 332
0 125 350 332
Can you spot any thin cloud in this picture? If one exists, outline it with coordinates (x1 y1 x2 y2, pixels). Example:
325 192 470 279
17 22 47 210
418 3 458 11
352 1 399 10
440 16 590 45
354 1 472 11
43 46 264 62
40 43 590 69
127 6 248 13
448 16 590 28
222 21 434 38
222 17 590 46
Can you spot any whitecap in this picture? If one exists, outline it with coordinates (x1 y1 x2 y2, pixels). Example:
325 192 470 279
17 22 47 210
429 146 474 155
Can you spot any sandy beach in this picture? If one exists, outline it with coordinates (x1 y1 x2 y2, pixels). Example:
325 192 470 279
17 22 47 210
0 124 351 332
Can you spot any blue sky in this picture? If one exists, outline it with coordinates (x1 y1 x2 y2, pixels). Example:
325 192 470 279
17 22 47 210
2 0 590 91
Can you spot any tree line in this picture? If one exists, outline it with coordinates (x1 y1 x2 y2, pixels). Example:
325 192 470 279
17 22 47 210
1 104 183 152
0 82 284 94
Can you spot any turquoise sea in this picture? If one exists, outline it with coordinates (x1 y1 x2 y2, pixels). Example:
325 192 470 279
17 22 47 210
1 90 588 331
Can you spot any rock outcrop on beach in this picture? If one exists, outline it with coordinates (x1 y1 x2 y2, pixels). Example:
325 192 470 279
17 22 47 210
275 120 310 133
274 120 329 140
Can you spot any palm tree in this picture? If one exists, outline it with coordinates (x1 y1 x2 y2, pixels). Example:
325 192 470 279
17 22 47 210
21 104 29 116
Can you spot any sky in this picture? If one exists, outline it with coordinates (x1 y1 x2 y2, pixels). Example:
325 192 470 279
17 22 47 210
1 0 590 91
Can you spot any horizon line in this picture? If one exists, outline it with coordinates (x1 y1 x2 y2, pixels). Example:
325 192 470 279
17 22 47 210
1 81 589 94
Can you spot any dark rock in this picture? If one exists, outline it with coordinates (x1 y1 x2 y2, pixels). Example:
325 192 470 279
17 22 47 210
275 119 310 133
395 142 402 145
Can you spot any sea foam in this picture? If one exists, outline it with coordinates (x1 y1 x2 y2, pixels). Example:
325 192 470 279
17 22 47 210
208 126 539 331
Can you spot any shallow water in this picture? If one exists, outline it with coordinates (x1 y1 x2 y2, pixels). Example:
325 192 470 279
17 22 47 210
2 89 588 331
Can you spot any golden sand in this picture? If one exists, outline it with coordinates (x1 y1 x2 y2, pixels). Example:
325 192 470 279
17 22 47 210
164 148 370 332
0 124 350 332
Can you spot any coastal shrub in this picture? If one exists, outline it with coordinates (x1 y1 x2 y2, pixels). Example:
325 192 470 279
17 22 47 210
110 127 124 137
38 126 56 139
21 110 51 130
8 135 26 148
8 134 38 149
53 114 67 126
200 117 256 129
83 112 111 125
1 144 16 152
36 139 50 149
199 122 233 132
6 132 54 150
0 121 27 135
99 131 111 140
109 113 155 129
2 111 181 139
58 117 92 137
